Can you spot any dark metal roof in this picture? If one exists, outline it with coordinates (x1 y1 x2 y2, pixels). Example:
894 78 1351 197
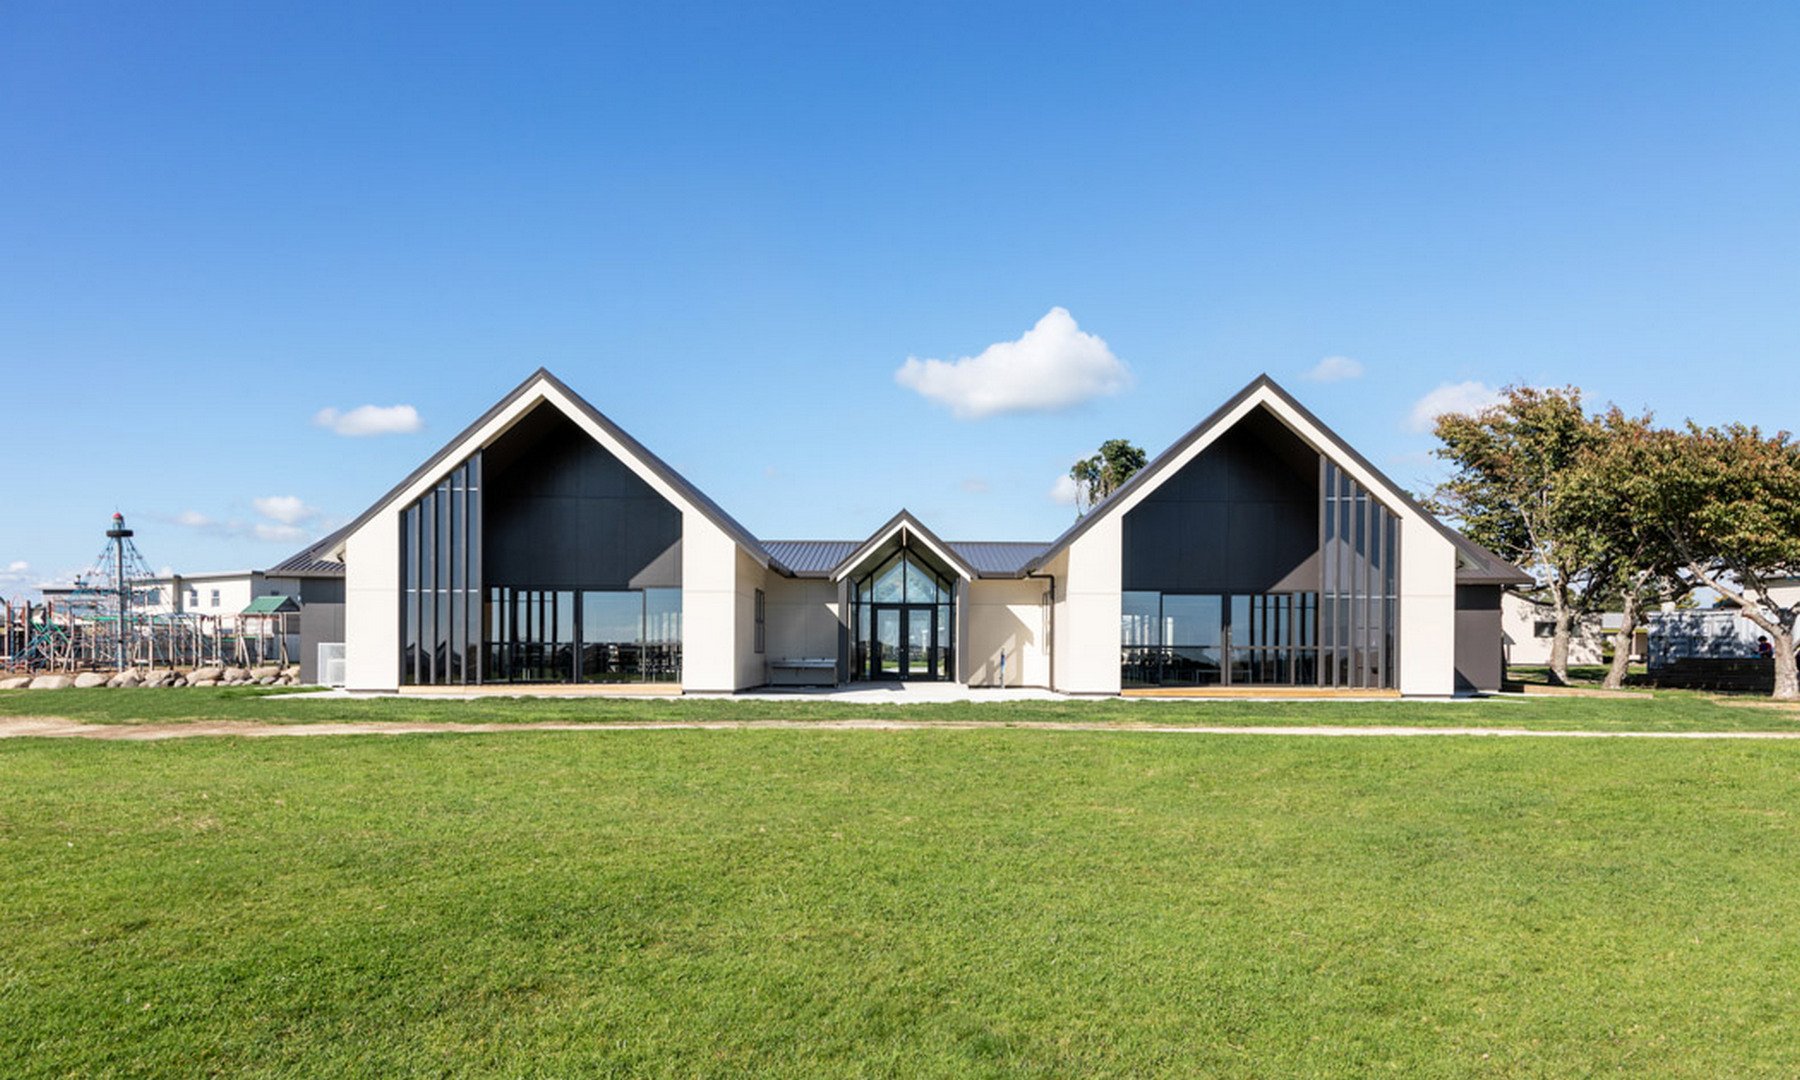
762 540 859 575
763 537 1048 578
1442 531 1536 586
1022 374 1532 587
949 541 1051 576
267 524 350 579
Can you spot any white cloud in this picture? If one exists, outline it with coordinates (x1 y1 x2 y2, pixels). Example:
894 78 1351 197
1304 355 1365 382
253 495 317 525
313 403 422 437
1409 380 1504 432
961 477 990 494
175 510 214 528
894 307 1131 419
253 523 305 542
1049 473 1081 506
6 560 26 574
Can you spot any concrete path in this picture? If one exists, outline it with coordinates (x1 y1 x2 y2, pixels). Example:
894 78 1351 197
3 716 1799 741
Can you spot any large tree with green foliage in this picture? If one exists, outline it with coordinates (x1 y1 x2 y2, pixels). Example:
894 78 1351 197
1070 439 1148 516
1559 407 1688 689
1431 386 1606 685
1633 423 1800 699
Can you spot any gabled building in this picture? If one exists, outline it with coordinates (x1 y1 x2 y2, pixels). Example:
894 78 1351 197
283 369 1526 695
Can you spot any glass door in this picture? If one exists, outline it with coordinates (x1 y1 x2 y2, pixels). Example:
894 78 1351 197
874 607 902 678
868 604 943 680
903 604 936 680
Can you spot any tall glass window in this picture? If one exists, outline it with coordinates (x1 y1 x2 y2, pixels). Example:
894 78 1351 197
1320 460 1399 689
849 549 955 681
400 453 483 686
1122 591 1318 688
485 586 681 684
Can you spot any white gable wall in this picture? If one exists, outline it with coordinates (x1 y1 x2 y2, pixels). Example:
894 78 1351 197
342 377 761 692
344 510 402 691
1045 384 1462 696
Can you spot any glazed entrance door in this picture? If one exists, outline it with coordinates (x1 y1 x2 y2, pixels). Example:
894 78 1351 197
904 604 937 680
869 604 940 680
874 607 902 678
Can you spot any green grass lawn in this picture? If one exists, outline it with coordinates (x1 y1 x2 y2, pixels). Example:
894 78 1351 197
4 728 1799 1076
1 682 1797 732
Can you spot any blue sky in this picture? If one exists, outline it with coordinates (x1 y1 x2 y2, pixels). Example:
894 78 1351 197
3 2 1797 593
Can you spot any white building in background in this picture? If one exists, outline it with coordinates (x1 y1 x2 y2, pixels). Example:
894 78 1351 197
1500 592 1608 667
1648 579 1800 664
290 370 1529 696
39 570 292 617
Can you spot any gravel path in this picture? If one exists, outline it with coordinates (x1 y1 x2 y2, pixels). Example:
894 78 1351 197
4 716 1800 741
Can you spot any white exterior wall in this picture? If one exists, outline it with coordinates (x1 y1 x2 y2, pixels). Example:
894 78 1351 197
679 512 741 692
1395 516 1457 696
764 577 839 661
1056 518 1124 694
733 548 769 689
344 510 401 691
964 577 1051 687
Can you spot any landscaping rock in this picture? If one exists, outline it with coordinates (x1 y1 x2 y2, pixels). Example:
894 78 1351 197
29 675 73 690
73 673 111 689
223 667 250 682
251 665 282 680
0 675 31 690
258 675 278 685
189 678 218 688
190 666 224 682
116 671 144 688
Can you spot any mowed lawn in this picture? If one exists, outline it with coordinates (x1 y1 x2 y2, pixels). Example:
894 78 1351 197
5 729 1800 1077
3 680 1800 732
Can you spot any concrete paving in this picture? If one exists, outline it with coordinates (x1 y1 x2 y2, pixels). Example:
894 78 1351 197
284 683 1497 705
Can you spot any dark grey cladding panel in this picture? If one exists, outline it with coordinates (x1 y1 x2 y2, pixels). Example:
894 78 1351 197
1454 585 1504 691
1122 410 1320 593
483 405 682 589
298 602 346 684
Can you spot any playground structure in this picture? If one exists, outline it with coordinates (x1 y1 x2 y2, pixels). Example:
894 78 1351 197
1 514 296 674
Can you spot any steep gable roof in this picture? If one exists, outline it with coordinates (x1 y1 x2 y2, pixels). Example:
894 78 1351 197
321 368 782 571
1023 374 1530 586
830 510 978 582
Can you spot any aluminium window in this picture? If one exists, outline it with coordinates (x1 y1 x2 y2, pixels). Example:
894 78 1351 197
754 589 765 654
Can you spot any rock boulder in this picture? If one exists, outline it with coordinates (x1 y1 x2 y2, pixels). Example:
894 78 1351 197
29 674 73 690
73 672 111 689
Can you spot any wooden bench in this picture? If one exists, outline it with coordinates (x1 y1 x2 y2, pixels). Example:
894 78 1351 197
767 658 837 687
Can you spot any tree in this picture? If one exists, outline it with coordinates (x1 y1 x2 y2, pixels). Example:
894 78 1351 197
1070 439 1148 516
1633 423 1800 699
1559 408 1688 689
1431 386 1606 685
